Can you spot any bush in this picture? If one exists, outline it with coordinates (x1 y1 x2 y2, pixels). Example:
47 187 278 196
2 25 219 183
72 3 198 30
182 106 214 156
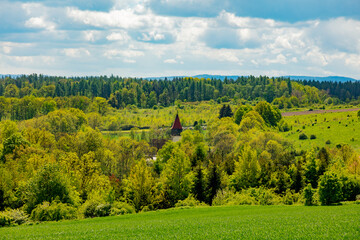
299 133 308 140
95 203 112 217
82 199 102 218
213 188 281 206
0 212 11 227
310 134 316 140
283 189 300 205
3 209 29 225
212 189 257 206
318 172 343 205
303 184 315 206
31 201 77 222
83 199 135 218
325 140 331 144
175 195 207 207
110 202 135 216
25 163 78 213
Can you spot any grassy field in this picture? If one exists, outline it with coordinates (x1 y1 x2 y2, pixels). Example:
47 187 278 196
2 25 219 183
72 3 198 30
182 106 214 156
1 205 360 239
281 110 360 150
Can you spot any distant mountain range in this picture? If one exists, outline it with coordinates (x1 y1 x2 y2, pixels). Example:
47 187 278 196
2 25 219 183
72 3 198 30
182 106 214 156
283 76 359 82
1 74 358 82
146 75 359 82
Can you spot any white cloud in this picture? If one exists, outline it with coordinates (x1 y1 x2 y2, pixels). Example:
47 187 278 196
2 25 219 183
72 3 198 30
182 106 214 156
106 32 130 41
1 3 360 79
140 31 165 41
164 58 177 64
104 49 144 58
66 7 175 30
63 48 90 58
25 17 56 31
123 59 136 63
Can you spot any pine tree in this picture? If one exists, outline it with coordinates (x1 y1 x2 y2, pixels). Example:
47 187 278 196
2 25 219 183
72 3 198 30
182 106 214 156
206 163 221 205
193 167 205 202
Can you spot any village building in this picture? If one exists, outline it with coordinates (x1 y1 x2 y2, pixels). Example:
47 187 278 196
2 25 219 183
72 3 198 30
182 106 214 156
171 113 182 136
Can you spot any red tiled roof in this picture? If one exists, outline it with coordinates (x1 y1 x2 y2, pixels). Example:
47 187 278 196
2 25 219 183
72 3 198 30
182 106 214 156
171 114 182 130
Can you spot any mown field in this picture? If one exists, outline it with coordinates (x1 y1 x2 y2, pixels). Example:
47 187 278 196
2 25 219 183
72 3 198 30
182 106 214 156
281 110 360 150
1 205 360 240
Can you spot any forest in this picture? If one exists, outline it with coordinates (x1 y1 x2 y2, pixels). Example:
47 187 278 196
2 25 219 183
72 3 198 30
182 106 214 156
0 75 359 226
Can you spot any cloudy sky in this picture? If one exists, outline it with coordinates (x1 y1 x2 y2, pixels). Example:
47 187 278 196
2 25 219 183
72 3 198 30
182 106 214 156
0 0 359 78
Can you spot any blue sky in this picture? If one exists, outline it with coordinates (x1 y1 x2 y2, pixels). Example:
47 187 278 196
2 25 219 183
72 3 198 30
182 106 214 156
0 0 359 78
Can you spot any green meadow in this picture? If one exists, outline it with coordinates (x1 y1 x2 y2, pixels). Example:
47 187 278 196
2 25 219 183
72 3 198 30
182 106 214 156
281 110 360 150
1 204 359 240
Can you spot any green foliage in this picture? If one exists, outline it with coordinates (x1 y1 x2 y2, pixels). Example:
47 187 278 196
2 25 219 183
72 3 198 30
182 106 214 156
303 183 315 206
318 171 343 205
255 101 282 127
230 145 260 190
30 201 77 222
299 133 308 140
234 105 252 124
124 159 156 212
110 202 135 216
192 167 206 202
1 133 29 161
25 163 79 212
213 188 282 206
239 110 265 132
175 194 207 207
206 163 221 205
161 146 193 206
0 212 11 227
219 104 233 119
278 119 291 132
82 199 135 218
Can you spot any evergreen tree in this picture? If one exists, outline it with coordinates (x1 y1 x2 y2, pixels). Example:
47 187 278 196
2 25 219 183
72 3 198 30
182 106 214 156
206 163 221 205
192 167 206 202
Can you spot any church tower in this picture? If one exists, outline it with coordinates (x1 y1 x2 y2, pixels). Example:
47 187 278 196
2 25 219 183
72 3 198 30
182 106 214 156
171 114 182 136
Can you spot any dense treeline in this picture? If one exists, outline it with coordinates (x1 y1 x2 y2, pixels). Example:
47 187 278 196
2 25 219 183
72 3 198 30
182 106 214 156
0 74 326 110
299 80 360 102
1 101 359 226
0 74 329 122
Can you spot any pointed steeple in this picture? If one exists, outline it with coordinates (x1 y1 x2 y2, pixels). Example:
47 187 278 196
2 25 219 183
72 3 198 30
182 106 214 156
172 114 182 130
171 114 182 136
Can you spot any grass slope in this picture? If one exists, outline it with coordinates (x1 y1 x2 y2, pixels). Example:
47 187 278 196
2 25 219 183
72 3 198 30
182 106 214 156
281 111 360 150
1 205 360 239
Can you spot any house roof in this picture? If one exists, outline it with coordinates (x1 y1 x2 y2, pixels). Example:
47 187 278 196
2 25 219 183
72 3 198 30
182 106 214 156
171 114 182 130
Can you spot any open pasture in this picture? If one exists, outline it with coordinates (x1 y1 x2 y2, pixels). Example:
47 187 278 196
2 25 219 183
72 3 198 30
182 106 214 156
1 205 359 240
281 110 360 150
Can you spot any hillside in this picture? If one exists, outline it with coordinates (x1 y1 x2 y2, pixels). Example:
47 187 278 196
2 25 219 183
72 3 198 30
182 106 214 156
1 205 359 239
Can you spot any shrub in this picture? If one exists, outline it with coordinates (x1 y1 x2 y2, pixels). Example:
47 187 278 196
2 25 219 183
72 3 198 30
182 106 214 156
25 163 78 213
341 175 360 201
82 199 102 218
303 183 314 206
175 195 207 207
283 189 300 205
83 200 135 218
318 172 343 205
31 201 77 222
3 209 29 225
110 202 135 216
310 134 316 140
299 133 308 140
0 213 11 227
213 188 281 206
95 203 112 217
212 189 257 206
325 140 331 144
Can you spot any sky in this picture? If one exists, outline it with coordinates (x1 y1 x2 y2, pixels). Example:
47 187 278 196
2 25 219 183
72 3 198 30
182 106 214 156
0 0 359 78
